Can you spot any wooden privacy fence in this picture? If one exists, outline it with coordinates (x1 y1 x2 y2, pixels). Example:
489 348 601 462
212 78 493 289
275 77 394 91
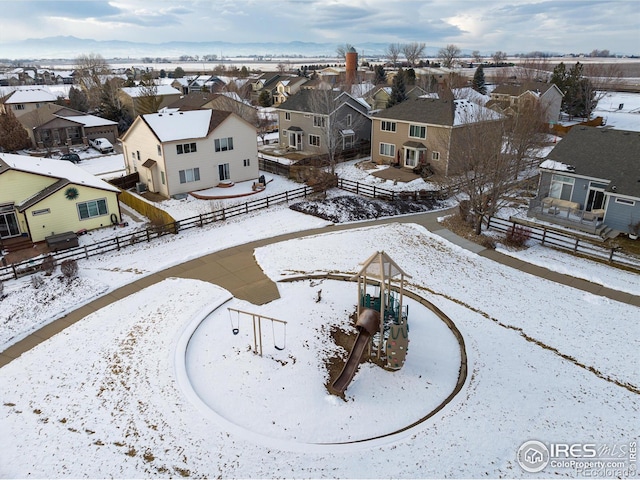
486 216 640 272
0 185 313 282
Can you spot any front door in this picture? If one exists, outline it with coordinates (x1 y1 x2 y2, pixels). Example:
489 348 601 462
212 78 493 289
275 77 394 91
289 132 302 150
0 210 20 239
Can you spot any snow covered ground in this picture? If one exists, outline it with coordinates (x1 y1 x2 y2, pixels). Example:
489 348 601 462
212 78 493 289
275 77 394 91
0 91 638 477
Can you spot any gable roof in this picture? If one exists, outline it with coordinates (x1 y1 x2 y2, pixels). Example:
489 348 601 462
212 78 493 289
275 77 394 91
138 109 233 142
491 81 560 98
373 97 502 126
0 153 120 209
543 126 640 198
277 89 366 115
120 85 182 98
1 87 58 104
166 92 226 110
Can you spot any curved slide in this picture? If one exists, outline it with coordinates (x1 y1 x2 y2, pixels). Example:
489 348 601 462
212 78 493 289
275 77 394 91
331 309 380 394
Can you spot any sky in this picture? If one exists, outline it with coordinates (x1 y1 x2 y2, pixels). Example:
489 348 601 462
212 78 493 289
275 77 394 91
1 0 639 56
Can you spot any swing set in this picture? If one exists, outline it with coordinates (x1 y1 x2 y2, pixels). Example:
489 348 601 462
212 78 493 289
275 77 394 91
227 307 287 357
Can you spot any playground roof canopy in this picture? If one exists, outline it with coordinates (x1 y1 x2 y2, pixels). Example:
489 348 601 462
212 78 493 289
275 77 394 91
352 250 411 282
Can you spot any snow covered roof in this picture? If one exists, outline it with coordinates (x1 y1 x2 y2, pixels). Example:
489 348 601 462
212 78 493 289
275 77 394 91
453 99 503 125
0 153 120 193
3 88 57 104
539 159 575 172
120 85 182 98
141 109 231 142
60 115 118 128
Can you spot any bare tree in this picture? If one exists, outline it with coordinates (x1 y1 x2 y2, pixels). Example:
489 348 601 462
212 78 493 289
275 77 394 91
402 42 426 67
277 62 289 74
513 56 552 82
491 50 508 66
582 62 623 117
336 43 355 60
385 43 402 67
135 73 162 115
438 44 461 68
471 50 483 64
74 53 111 110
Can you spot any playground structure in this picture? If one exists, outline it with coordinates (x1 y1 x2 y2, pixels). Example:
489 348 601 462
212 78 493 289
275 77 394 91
228 307 287 357
331 251 410 394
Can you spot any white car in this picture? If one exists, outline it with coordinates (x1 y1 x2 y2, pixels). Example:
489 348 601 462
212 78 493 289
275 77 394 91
89 137 114 153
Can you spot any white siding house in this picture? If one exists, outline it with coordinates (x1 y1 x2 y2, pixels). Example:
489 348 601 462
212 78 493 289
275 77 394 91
121 109 259 198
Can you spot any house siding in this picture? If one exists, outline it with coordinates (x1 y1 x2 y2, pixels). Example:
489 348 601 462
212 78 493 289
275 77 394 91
603 195 640 233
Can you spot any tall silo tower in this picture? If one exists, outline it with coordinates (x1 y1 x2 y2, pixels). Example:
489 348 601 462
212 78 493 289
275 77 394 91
345 46 358 85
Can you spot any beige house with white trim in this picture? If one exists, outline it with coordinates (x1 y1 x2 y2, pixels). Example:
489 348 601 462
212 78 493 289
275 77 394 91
0 154 121 243
121 109 259 198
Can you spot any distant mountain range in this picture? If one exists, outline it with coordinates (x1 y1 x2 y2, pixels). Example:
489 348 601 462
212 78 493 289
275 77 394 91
2 36 446 61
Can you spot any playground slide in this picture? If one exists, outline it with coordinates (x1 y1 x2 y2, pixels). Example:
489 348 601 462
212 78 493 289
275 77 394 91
331 309 380 394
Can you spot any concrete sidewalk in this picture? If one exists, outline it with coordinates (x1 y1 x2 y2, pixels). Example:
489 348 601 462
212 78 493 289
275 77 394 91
1 210 638 367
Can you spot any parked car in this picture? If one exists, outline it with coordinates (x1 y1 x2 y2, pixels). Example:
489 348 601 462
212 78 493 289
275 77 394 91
60 153 80 163
89 138 114 154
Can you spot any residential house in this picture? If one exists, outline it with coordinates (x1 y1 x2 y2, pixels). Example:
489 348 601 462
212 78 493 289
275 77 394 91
0 153 121 243
272 76 308 106
486 81 563 123
0 86 59 117
249 73 288 105
118 85 183 117
18 104 118 149
366 86 428 111
528 126 640 237
276 90 372 156
165 91 257 124
120 109 258 198
370 97 504 176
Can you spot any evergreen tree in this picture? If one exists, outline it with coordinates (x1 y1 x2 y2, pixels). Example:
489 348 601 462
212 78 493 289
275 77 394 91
387 68 407 108
374 65 386 85
173 66 185 78
0 109 31 152
551 62 596 118
472 65 487 94
258 90 272 107
68 86 89 112
406 68 416 86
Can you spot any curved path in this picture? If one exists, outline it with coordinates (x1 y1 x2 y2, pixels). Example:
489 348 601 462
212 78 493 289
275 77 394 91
1 209 639 367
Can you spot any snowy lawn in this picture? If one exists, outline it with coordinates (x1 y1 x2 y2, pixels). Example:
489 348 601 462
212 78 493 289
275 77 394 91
0 223 637 478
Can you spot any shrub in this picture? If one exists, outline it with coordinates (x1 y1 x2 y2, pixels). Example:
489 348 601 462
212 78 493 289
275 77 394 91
60 259 78 281
31 274 44 289
504 224 531 248
40 255 56 276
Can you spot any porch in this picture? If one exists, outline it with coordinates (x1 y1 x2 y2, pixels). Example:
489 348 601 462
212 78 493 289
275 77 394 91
528 196 611 237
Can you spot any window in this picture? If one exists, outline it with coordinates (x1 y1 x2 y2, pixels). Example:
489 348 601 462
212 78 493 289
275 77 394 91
136 151 140 161
285 112 291 121
215 137 234 152
157 145 162 156
381 121 396 132
77 199 108 220
313 115 326 128
432 151 440 161
179 168 200 184
615 198 636 206
379 142 395 157
161 171 165 185
346 114 352 126
218 163 230 181
177 142 197 154
549 174 575 200
243 159 250 167
32 208 50 216
309 134 321 147
409 125 426 139
14 104 25 111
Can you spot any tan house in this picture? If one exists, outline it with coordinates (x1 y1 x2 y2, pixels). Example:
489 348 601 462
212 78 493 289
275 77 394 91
0 153 121 243
0 87 59 118
121 109 259 198
165 91 257 124
486 81 563 123
118 85 183 117
272 76 308 106
366 86 428 111
371 97 504 176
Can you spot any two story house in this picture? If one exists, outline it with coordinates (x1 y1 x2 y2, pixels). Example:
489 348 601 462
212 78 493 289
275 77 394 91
371 97 504 176
486 81 563 123
165 91 257 124
121 109 258 198
272 77 308 106
528 126 640 237
118 85 183 117
276 90 371 156
0 87 59 118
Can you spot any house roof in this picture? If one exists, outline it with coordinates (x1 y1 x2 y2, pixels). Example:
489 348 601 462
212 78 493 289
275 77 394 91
167 92 225 110
373 97 503 126
62 115 117 128
491 81 559 98
1 87 58 104
277 89 364 115
139 109 233 142
543 127 640 198
0 153 120 210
